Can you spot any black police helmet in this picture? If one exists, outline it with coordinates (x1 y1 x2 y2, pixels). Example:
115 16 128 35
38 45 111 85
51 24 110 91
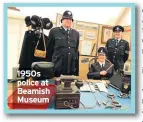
113 25 124 32
98 47 107 56
61 10 73 22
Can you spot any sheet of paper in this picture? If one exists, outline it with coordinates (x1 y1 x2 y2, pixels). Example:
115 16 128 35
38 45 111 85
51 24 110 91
95 82 108 93
80 84 96 92
81 41 92 55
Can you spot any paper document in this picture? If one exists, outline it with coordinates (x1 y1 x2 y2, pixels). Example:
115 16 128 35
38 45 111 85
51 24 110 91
80 84 96 92
95 82 108 93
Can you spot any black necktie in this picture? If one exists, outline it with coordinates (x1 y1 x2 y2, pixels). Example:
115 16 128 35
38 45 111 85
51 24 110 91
116 40 118 46
102 64 104 68
66 29 69 35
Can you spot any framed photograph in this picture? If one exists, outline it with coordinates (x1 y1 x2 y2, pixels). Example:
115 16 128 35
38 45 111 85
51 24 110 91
101 26 113 44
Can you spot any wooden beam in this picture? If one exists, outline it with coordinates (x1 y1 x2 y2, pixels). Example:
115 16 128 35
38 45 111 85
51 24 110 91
115 8 130 25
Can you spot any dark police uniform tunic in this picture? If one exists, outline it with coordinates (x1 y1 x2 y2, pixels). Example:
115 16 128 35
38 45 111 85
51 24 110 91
106 38 129 71
87 60 113 80
48 26 79 77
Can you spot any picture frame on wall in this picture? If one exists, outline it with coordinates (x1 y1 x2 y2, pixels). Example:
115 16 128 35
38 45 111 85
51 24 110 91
101 26 113 44
77 29 84 40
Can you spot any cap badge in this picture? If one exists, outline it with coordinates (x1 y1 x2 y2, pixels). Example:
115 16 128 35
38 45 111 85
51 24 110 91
68 11 71 15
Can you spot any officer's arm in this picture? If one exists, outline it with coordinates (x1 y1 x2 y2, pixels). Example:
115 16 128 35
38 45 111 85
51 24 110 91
105 40 110 58
124 41 130 63
87 64 101 79
76 32 80 52
105 39 109 49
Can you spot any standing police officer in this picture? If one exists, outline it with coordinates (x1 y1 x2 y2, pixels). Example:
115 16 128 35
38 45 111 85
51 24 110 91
105 25 129 71
48 10 79 77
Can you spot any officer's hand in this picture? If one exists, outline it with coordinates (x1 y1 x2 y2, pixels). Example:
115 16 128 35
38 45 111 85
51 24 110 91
100 71 107 75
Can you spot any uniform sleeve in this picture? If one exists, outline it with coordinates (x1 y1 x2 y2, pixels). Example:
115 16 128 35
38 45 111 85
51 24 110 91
105 39 110 58
124 41 129 63
105 40 109 49
87 64 101 79
76 32 79 52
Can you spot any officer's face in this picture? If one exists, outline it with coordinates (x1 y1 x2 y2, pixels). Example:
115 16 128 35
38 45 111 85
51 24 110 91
98 54 106 62
62 19 72 28
114 31 123 39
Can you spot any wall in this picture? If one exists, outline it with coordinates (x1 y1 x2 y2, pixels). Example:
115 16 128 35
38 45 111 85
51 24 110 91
8 10 26 79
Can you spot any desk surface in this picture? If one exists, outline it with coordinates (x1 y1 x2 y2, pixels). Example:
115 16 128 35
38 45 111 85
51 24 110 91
48 85 131 110
7 82 131 113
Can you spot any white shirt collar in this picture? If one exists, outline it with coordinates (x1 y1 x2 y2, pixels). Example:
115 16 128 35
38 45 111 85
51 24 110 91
115 38 121 42
62 26 71 31
99 61 105 67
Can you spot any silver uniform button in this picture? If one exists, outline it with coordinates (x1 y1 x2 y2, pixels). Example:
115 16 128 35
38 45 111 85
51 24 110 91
69 47 70 49
68 53 70 55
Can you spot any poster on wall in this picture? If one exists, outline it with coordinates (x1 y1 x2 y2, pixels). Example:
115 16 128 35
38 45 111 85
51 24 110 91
75 21 99 56
101 25 113 44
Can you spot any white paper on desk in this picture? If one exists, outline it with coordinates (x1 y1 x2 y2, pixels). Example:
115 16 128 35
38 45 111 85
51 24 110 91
80 84 96 92
95 82 108 93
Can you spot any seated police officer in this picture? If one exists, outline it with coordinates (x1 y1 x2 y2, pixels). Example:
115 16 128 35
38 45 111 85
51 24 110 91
106 25 129 71
87 47 113 80
48 10 79 77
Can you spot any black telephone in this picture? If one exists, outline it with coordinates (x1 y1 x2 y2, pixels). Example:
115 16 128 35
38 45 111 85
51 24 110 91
55 75 83 109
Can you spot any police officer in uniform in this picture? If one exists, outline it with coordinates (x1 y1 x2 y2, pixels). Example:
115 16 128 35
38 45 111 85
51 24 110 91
87 47 113 80
48 10 79 77
106 25 129 71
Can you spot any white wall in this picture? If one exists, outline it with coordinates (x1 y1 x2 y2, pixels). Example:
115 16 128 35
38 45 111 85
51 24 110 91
8 10 26 79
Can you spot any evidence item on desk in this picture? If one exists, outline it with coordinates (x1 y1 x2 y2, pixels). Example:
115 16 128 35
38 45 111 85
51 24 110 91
94 85 99 90
112 101 119 105
107 93 115 99
102 101 107 106
105 105 116 109
96 100 101 106
114 104 121 108
118 92 130 98
105 104 121 109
